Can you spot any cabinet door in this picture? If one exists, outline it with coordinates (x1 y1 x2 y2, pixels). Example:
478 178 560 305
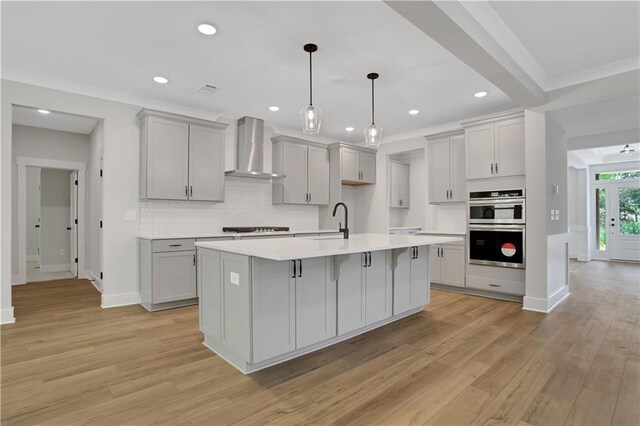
495 118 525 177
188 125 224 201
398 163 410 208
411 246 429 307
365 251 392 325
466 124 495 180
449 134 466 202
341 148 360 182
389 162 401 208
146 117 190 199
337 253 365 335
359 152 377 183
441 245 465 288
152 251 196 303
428 245 442 284
252 258 295 363
307 146 329 205
282 143 309 204
429 137 451 203
296 257 336 348
392 248 412 315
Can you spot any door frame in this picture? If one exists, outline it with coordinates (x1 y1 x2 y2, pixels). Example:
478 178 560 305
70 171 78 277
15 157 86 284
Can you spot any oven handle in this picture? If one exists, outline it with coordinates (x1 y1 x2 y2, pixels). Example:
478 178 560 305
469 224 525 231
468 198 525 205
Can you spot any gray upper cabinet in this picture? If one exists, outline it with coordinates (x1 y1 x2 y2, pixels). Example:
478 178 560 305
271 136 329 205
330 143 377 185
138 109 227 201
427 132 465 203
390 161 410 208
463 113 525 180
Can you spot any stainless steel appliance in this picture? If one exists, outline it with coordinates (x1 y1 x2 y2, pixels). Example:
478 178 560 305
468 189 525 224
222 226 290 233
225 117 285 179
468 189 525 269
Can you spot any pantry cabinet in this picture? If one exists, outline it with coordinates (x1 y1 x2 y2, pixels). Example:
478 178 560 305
272 136 329 205
390 161 410 208
464 114 525 180
428 132 465 203
138 109 227 201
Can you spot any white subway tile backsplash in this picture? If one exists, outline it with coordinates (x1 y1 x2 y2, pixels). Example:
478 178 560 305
140 177 319 235
435 203 467 231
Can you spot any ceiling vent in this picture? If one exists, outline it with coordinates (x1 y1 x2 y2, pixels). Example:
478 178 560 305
198 84 218 94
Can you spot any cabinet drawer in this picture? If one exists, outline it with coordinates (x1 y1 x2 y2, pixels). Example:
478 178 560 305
466 275 524 296
152 238 195 252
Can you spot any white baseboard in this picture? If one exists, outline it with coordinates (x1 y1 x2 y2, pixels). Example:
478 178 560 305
84 270 103 293
1 307 15 324
101 292 140 308
523 287 570 313
12 275 25 285
39 264 71 273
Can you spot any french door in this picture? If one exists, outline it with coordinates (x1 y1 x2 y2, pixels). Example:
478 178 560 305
609 181 640 261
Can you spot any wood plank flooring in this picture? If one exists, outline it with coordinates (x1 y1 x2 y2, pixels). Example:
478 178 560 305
2 260 638 425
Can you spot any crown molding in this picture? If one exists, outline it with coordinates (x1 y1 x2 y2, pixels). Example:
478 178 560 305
545 57 640 91
0 67 223 122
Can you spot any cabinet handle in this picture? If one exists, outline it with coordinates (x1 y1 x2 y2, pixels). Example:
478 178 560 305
363 252 368 268
489 283 501 288
185 185 188 197
193 254 196 266
169 244 182 247
450 189 453 199
415 247 419 260
298 259 302 277
490 163 494 174
308 193 311 203
190 186 193 197
368 252 372 267
292 260 297 278
495 163 499 174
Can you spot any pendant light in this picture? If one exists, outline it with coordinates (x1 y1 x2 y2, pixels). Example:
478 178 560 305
620 144 635 155
365 72 382 148
300 43 322 134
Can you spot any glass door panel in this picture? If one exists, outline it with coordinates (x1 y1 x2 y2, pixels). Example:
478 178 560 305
610 182 640 261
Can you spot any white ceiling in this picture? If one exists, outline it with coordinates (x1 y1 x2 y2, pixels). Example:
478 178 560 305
12 106 99 135
570 143 640 165
1 1 518 142
550 95 640 138
490 1 640 81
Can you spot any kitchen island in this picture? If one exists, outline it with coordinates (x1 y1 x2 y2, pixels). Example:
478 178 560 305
196 233 462 373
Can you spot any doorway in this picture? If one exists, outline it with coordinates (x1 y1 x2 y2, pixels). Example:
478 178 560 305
24 166 79 282
594 170 640 262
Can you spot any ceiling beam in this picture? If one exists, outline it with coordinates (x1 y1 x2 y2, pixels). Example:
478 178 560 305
385 0 546 108
567 128 640 150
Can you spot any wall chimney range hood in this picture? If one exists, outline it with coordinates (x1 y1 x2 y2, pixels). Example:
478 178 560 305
225 116 285 179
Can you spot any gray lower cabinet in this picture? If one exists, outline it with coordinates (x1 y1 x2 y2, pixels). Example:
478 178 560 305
430 243 465 288
393 246 429 315
337 250 392 335
139 238 198 311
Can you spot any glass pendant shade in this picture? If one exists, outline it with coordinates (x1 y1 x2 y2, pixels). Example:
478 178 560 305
300 104 322 134
365 124 382 148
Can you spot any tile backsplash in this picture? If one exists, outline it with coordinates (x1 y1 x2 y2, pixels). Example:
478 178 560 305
433 203 467 231
140 177 319 235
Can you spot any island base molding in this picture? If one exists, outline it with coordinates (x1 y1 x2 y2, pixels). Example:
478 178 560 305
431 283 523 303
204 306 424 375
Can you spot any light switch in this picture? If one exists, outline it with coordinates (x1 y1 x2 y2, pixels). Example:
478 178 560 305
230 272 240 286
124 210 137 221
550 210 555 221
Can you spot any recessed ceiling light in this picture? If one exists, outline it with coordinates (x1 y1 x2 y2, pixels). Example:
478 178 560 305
197 23 217 35
408 109 419 115
153 76 169 84
37 109 51 114
474 91 488 98
268 106 280 112
345 127 354 132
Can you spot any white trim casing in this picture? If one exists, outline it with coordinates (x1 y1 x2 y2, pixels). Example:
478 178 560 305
16 156 87 285
0 307 16 324
101 292 141 308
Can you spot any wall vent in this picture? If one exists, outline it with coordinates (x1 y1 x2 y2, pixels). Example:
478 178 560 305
198 84 218 94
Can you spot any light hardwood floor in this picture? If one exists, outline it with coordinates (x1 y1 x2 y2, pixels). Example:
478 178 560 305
2 260 638 425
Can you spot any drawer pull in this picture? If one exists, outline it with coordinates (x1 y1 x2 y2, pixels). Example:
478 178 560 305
489 283 501 287
169 244 182 247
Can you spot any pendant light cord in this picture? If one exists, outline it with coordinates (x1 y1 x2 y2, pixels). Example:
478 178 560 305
309 51 313 106
371 78 375 125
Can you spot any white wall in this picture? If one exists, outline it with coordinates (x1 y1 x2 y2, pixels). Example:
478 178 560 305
568 166 589 260
39 168 72 270
25 167 40 261
546 117 568 235
11 124 90 276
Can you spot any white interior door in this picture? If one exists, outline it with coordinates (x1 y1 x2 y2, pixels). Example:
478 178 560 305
609 181 640 261
70 171 78 276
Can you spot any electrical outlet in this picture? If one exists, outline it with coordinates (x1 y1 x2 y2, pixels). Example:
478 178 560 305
550 210 555 221
60 249 65 256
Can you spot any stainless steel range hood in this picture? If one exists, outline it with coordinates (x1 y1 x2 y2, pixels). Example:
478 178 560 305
225 116 285 179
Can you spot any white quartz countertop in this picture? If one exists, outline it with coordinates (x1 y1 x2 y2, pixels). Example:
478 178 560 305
195 233 464 261
418 230 467 236
138 229 341 240
388 226 422 231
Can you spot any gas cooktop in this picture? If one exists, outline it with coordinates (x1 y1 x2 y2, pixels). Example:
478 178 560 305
222 226 290 233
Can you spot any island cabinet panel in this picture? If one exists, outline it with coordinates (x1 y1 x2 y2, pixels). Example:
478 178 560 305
393 246 429 315
295 257 336 349
411 246 429 307
251 258 296 363
221 253 252 362
364 250 392 325
337 253 365 335
198 249 222 342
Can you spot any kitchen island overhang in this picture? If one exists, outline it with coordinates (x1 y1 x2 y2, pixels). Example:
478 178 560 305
196 233 463 374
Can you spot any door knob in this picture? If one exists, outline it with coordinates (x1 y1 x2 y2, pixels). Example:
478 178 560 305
66 227 72 230
35 225 40 228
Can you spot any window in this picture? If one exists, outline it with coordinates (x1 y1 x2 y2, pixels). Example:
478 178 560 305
596 187 607 250
596 170 640 181
618 187 640 236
